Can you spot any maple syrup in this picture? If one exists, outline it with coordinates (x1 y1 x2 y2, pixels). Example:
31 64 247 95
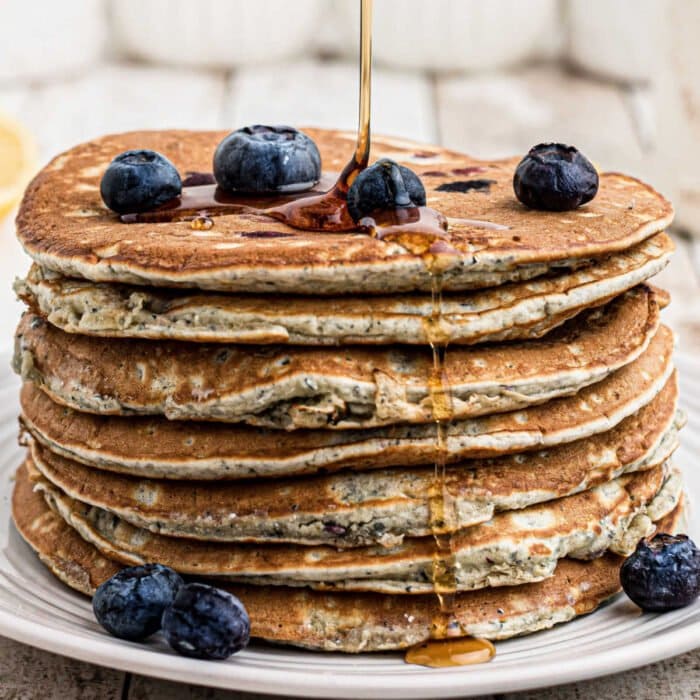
359 206 451 251
190 215 214 231
405 638 496 669
120 175 339 226
422 267 462 640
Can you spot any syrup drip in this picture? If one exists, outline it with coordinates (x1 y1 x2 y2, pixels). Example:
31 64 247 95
404 638 496 669
359 193 464 640
425 269 459 625
404 262 496 667
190 215 213 231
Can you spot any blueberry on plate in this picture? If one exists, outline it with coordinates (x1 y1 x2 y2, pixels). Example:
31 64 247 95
620 533 700 612
100 150 182 214
213 125 321 194
93 564 183 641
162 583 250 660
346 158 426 222
513 143 598 211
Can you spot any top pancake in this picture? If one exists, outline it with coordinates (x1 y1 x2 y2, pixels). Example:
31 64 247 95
16 129 674 294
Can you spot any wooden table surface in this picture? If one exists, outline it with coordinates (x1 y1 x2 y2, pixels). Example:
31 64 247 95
0 60 698 699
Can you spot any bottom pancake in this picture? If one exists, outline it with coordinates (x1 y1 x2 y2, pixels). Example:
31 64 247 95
11 462 684 652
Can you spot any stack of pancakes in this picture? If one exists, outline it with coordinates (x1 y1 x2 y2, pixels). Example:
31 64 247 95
10 129 686 652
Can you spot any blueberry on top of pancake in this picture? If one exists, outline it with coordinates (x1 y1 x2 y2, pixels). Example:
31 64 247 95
513 143 598 212
347 158 426 221
100 149 181 214
213 125 321 194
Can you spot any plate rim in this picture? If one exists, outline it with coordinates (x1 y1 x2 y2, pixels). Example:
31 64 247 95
0 592 699 699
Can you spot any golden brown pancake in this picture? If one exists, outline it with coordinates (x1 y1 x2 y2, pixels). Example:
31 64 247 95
26 373 680 547
19 333 675 479
11 464 685 651
14 286 663 429
27 458 682 594
15 129 673 294
15 232 672 345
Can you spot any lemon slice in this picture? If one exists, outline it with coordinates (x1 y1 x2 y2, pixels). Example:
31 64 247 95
0 112 37 221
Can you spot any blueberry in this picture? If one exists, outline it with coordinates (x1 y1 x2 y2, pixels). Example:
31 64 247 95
213 125 321 194
100 150 182 214
347 158 426 222
93 564 183 641
162 583 250 660
513 143 598 211
620 533 700 612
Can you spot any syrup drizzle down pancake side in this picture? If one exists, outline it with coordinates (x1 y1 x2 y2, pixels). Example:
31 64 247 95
347 3 492 665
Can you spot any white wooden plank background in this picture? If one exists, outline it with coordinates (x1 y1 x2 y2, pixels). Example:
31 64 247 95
0 59 698 699
226 60 437 143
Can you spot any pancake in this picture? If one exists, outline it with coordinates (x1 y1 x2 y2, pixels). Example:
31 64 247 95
15 233 673 345
19 333 676 479
15 129 673 295
27 377 681 547
11 467 686 650
14 287 663 429
28 458 682 594
13 463 123 595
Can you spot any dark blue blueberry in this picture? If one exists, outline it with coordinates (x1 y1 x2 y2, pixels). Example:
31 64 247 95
213 125 321 194
513 143 598 211
100 150 182 214
161 583 250 660
620 533 700 612
346 158 426 222
93 564 183 641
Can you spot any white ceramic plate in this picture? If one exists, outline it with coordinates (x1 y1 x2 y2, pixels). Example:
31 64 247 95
0 354 698 699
